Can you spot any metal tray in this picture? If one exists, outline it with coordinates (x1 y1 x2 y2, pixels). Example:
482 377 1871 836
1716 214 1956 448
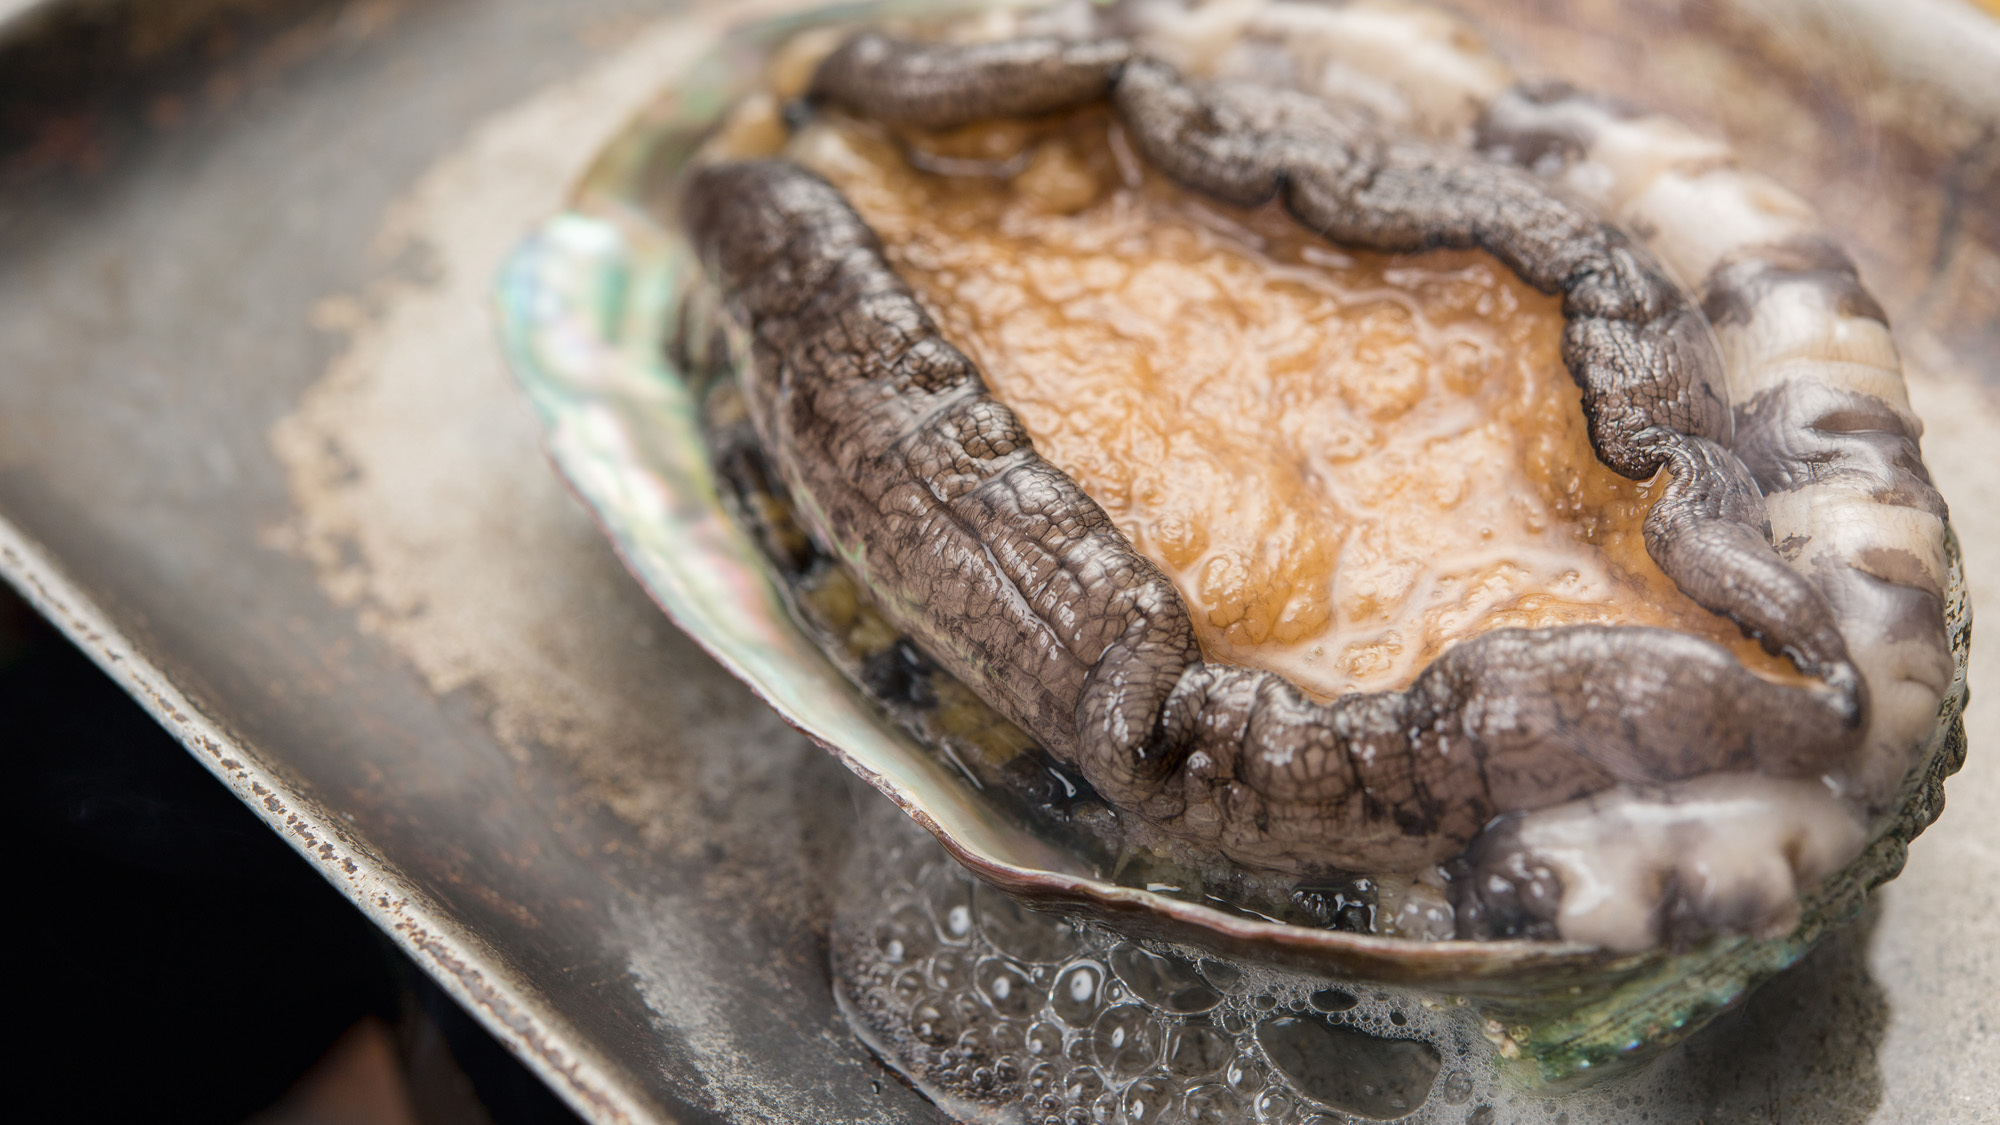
2 0 1995 1121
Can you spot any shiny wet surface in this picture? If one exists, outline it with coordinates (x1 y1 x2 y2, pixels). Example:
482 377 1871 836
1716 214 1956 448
1 0 1996 1122
794 111 1797 698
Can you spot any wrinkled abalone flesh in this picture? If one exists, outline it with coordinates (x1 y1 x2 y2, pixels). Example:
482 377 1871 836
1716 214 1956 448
679 0 1958 957
497 0 1972 1096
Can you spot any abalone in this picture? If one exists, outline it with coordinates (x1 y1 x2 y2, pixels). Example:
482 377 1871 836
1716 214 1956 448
681 1 1950 952
497 0 1969 1089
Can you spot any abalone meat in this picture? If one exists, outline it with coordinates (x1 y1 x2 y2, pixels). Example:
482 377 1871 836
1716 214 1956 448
497 0 1969 1091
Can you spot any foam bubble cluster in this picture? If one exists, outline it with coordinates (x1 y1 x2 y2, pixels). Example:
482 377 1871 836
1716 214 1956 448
831 802 1684 1124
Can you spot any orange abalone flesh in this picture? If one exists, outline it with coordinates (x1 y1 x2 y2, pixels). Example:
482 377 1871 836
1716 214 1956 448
788 110 1798 696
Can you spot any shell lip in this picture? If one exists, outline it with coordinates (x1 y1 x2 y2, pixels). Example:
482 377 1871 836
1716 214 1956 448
813 721 1619 971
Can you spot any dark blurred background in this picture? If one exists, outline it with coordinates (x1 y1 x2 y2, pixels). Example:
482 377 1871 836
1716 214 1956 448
1 579 585 1123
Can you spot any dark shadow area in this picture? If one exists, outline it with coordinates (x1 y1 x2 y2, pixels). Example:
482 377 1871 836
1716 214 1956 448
0 581 586 1124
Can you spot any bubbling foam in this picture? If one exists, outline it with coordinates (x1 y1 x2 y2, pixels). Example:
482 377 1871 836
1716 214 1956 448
831 797 1697 1124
